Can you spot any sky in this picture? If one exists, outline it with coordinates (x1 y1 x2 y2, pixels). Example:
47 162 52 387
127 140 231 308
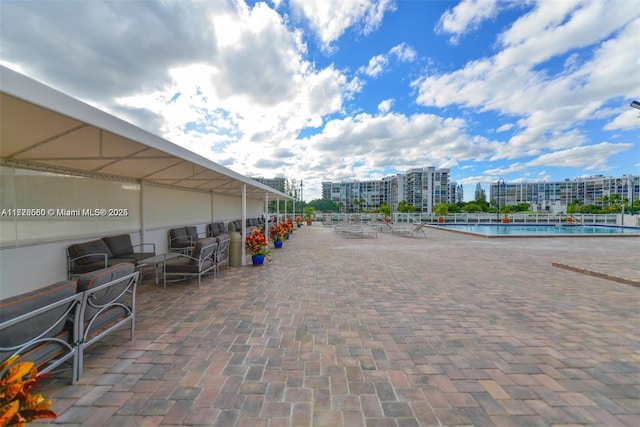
1 0 638 202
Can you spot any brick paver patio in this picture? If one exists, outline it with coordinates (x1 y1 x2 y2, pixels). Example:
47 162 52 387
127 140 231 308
38 224 639 426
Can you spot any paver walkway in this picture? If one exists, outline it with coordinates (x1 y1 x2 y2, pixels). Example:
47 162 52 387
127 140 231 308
38 225 639 426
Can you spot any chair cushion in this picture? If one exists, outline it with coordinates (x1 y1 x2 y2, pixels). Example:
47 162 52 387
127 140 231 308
103 234 134 257
77 263 135 292
215 233 230 242
215 235 230 265
77 263 136 319
69 239 113 264
208 222 226 236
0 330 72 373
0 280 77 349
185 226 199 241
72 262 112 275
76 263 136 340
165 258 213 273
190 237 217 264
170 227 189 243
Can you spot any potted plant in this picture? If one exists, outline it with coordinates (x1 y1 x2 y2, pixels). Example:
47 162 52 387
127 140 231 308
269 224 286 247
303 206 315 226
245 229 271 264
434 203 448 223
0 355 57 425
295 216 303 227
379 204 391 223
284 218 294 236
500 205 512 223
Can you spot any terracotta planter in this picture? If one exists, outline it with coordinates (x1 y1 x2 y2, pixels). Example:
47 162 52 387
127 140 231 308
502 217 511 223
437 216 445 223
306 220 312 226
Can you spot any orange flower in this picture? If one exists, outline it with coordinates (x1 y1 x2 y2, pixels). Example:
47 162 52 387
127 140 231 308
246 229 269 256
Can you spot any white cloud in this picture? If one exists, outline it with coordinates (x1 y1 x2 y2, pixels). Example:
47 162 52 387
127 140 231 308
389 43 416 62
288 0 396 52
0 1 220 102
301 112 500 183
436 0 502 44
485 141 632 176
103 2 357 174
527 142 632 170
360 54 388 77
415 1 639 161
359 43 416 78
604 107 640 131
378 99 393 113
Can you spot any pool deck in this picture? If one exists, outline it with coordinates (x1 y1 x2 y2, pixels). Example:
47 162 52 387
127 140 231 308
39 224 639 426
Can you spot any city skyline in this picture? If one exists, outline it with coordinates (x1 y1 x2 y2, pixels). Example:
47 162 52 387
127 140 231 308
1 0 638 201
320 170 638 211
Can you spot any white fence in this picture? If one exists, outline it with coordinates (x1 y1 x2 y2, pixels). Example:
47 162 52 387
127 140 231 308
317 212 624 225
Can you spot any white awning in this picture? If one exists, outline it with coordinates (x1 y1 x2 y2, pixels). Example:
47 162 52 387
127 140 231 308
0 66 291 201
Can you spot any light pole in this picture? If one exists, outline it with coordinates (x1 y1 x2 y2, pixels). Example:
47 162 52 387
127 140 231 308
625 176 634 215
496 178 504 223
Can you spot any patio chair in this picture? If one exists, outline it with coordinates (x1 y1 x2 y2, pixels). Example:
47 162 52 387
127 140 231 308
168 227 195 254
76 263 139 382
395 221 428 238
375 220 397 233
163 237 218 288
213 234 230 276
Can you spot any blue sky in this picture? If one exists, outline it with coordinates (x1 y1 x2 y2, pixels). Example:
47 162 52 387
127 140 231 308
1 0 638 201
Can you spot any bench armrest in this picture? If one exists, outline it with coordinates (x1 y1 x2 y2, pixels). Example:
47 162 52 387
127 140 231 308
68 253 108 279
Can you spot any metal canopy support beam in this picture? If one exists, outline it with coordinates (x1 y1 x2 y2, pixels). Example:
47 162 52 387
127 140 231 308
241 183 247 266
265 191 269 245
140 180 145 246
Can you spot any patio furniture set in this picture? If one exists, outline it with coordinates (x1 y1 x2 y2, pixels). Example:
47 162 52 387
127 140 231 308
68 228 230 289
0 219 253 385
0 263 138 384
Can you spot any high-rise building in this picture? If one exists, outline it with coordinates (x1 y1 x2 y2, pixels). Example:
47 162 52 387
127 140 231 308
251 177 286 193
474 183 485 202
322 167 450 213
490 174 639 213
453 183 464 204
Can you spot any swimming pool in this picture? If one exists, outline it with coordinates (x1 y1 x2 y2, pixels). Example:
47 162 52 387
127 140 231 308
436 223 640 237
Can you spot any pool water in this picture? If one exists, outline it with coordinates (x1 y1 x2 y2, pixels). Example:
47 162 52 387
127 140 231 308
437 223 640 237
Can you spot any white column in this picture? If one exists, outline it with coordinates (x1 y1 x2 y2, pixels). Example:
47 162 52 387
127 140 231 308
139 180 145 245
265 190 269 245
241 184 247 266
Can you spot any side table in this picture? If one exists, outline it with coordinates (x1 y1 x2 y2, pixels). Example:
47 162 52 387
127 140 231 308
138 253 180 285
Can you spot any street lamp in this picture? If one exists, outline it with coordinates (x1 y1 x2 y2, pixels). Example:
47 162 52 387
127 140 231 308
496 178 504 223
625 176 634 215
